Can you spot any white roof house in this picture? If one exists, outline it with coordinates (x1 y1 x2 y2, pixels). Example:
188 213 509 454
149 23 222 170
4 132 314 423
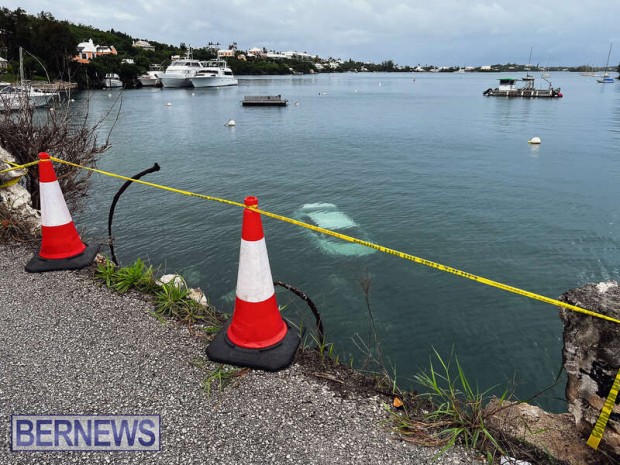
217 49 235 58
74 39 117 63
283 51 315 59
77 39 97 54
133 40 155 51
247 47 263 57
265 52 287 59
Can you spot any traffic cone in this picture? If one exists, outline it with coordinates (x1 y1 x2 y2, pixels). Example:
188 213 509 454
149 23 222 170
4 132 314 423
25 152 99 272
206 196 300 371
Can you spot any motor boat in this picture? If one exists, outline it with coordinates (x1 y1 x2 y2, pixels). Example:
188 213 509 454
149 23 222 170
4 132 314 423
0 47 58 110
138 64 163 87
483 74 562 98
104 73 123 88
0 85 56 111
158 50 206 88
190 60 238 88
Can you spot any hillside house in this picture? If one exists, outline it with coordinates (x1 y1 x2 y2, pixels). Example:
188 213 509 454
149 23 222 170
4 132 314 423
133 40 155 51
217 49 235 58
74 39 117 64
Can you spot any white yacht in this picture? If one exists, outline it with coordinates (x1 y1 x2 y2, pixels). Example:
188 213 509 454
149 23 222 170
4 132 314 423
103 73 123 88
138 64 163 87
158 54 205 88
0 85 56 111
0 47 58 111
190 60 238 88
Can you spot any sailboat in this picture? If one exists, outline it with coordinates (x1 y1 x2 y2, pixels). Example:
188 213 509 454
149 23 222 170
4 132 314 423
597 43 615 84
0 47 58 110
581 59 596 77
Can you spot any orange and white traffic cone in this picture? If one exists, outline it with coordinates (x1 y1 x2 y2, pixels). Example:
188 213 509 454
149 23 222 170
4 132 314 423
206 196 300 371
25 152 99 272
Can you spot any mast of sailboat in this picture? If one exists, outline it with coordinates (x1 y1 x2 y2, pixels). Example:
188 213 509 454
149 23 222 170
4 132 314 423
19 46 24 85
18 47 52 85
602 42 613 76
525 45 533 78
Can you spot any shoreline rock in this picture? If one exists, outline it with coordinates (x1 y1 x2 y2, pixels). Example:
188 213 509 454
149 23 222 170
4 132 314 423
0 147 40 236
559 281 620 457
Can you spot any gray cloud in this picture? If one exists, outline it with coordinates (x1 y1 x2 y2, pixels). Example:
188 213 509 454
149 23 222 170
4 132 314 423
4 0 619 66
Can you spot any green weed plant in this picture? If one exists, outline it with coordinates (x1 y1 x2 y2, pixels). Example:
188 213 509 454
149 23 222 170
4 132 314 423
95 256 219 329
394 348 507 461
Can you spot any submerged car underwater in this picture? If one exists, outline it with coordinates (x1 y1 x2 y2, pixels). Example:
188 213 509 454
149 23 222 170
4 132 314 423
294 203 376 257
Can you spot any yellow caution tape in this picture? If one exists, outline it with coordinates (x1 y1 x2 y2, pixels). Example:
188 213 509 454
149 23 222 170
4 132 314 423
48 157 246 209
49 156 620 326
0 176 21 189
587 368 620 449
0 159 37 188
254 207 620 325
0 159 40 174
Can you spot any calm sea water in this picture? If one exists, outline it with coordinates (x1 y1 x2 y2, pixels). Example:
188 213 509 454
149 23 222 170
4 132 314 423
74 72 620 411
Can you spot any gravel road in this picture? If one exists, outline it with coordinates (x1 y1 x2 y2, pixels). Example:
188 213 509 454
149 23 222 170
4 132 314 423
0 243 485 464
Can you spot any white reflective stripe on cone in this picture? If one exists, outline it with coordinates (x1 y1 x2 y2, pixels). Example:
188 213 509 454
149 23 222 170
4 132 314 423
40 181 72 227
236 237 275 303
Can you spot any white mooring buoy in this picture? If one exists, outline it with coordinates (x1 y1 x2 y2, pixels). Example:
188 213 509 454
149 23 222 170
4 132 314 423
225 119 236 127
166 102 172 106
528 136 541 145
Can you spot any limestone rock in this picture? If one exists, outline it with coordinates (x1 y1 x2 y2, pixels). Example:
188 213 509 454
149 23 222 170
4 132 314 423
156 274 207 306
484 398 606 464
559 281 620 456
156 274 186 288
0 146 41 236
188 287 207 306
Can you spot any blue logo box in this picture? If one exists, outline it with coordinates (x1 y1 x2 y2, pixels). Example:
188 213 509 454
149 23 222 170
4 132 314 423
11 415 160 452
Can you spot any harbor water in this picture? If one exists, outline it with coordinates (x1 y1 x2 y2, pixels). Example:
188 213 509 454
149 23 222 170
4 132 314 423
74 72 620 411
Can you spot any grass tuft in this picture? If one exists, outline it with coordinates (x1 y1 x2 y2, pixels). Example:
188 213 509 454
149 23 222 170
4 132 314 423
391 348 507 461
95 256 221 331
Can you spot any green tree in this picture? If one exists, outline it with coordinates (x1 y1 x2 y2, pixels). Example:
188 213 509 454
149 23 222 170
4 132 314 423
31 12 74 80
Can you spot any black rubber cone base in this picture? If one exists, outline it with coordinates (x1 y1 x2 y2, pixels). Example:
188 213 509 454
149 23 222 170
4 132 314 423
206 320 300 372
25 243 100 273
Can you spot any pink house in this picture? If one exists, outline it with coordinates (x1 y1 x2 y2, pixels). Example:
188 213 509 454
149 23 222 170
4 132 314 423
74 39 117 64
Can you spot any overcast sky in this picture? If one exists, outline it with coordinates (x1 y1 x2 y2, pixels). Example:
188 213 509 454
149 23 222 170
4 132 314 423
4 1 619 67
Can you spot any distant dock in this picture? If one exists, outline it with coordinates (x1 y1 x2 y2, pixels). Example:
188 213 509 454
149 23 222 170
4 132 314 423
33 81 79 92
242 95 288 107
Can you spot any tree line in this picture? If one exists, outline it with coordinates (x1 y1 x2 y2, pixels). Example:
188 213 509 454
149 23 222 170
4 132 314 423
0 8 415 89
0 7 190 88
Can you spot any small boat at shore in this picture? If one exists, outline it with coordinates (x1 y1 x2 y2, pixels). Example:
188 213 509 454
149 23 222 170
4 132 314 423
0 47 59 111
138 64 163 87
190 60 237 88
242 95 288 106
104 73 123 88
0 85 56 111
483 75 562 98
